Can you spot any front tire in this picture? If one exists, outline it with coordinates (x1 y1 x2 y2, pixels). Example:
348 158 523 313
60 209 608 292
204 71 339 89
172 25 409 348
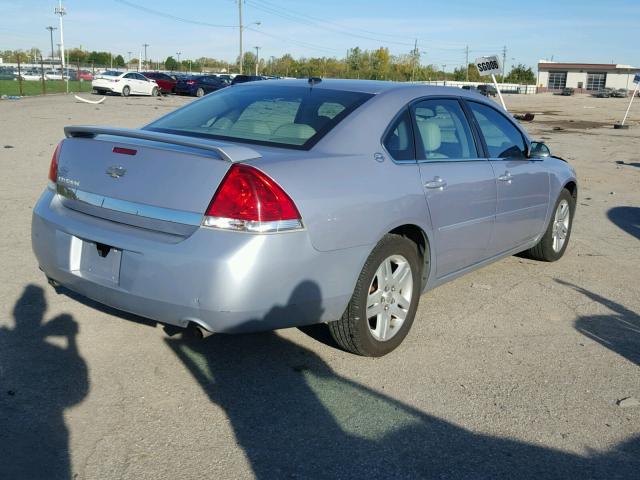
524 188 575 262
328 234 422 357
151 86 158 96
121 85 130 97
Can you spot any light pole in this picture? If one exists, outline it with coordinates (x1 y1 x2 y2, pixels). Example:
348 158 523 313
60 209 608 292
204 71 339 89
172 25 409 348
54 1 66 73
127 51 132 70
237 0 260 75
442 64 447 84
176 52 182 72
46 26 57 64
254 46 261 75
143 43 149 69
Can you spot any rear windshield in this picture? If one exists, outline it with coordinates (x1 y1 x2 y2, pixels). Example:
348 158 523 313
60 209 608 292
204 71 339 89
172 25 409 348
147 84 373 149
101 71 121 76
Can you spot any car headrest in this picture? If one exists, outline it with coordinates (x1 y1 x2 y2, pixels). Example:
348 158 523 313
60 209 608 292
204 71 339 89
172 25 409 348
417 121 441 152
272 123 316 141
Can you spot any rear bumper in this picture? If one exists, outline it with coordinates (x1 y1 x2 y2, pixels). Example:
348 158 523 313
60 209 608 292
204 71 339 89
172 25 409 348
32 190 368 333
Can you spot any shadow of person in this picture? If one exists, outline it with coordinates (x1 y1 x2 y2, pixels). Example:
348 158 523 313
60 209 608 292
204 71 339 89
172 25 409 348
0 285 89 480
556 279 640 367
168 281 640 479
607 206 640 240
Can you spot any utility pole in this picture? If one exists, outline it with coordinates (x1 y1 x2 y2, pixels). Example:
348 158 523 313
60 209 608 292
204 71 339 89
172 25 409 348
238 0 243 74
143 43 149 69
410 39 418 82
46 26 57 64
127 51 132 70
54 1 66 73
254 46 261 75
442 64 447 85
502 45 507 82
465 45 469 82
176 51 182 72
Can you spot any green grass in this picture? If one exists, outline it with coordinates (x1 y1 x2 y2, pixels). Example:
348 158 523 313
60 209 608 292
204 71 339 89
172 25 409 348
0 79 92 96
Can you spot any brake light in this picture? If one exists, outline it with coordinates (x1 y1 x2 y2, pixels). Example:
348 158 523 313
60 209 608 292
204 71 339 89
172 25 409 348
203 164 302 233
47 141 62 188
186 80 196 85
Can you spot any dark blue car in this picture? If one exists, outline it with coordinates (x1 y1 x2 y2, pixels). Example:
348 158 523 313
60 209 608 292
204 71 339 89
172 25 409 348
175 75 229 97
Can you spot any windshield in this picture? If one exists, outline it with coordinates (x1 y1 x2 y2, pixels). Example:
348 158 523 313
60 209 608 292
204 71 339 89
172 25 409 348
147 84 373 149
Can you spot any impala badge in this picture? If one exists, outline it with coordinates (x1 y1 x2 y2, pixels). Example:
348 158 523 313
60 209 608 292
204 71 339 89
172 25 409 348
106 165 127 178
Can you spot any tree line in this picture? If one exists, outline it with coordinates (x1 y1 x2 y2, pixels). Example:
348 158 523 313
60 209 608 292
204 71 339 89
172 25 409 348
0 47 536 84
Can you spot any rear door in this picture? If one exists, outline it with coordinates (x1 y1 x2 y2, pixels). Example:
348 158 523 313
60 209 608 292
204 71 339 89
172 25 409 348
466 101 550 255
412 98 497 278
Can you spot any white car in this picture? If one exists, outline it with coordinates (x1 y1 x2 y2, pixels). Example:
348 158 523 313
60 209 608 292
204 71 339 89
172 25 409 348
19 71 42 81
92 71 159 97
44 70 66 80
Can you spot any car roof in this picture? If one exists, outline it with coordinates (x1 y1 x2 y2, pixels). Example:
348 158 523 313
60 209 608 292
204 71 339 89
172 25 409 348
233 78 489 99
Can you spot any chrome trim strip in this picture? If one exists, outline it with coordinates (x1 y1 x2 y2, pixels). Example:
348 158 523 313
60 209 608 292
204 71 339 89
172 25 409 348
56 185 203 226
438 213 495 232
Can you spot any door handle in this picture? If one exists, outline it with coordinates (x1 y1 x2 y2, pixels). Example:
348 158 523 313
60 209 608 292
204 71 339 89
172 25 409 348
424 177 447 190
497 172 512 183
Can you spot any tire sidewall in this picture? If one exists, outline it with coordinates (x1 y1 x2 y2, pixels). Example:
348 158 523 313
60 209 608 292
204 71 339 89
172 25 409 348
352 235 422 356
122 86 130 97
196 88 204 97
541 189 576 261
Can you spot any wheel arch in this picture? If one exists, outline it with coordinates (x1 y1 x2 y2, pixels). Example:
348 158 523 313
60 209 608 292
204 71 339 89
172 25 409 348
388 224 432 291
563 180 578 200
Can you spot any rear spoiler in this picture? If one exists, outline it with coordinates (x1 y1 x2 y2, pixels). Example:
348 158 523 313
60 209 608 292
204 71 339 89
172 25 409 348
64 125 262 163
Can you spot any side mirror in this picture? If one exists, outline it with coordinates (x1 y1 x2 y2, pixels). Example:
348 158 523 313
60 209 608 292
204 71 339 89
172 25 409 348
529 141 551 159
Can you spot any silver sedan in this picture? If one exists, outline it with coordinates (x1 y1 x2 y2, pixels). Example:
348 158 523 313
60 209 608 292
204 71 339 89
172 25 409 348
32 79 577 356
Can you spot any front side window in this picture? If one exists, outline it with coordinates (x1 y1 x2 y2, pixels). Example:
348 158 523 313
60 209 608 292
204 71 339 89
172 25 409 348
148 85 372 149
383 109 415 161
468 102 526 159
412 99 477 161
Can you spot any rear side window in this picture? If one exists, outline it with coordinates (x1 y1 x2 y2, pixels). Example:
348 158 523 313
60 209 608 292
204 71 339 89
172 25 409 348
383 109 415 161
468 102 526 159
412 99 477 160
148 85 372 149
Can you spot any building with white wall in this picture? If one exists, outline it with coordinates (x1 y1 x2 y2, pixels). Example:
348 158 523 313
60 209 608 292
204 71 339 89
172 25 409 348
537 62 639 93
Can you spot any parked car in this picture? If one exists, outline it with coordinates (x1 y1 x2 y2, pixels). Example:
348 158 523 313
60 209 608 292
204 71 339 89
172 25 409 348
610 89 628 98
32 80 577 356
44 70 66 80
560 87 575 96
0 67 16 80
78 70 93 81
592 88 614 98
476 84 497 97
92 71 159 96
231 74 266 85
142 71 177 94
18 70 42 81
175 75 228 97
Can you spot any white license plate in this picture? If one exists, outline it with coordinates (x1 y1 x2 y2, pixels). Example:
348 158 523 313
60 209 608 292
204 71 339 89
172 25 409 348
70 237 122 286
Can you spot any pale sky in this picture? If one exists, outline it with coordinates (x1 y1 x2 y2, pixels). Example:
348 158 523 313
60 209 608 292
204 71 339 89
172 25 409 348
1 0 639 70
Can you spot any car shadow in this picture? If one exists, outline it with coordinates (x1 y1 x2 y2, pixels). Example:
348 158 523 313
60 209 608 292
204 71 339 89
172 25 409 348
607 206 640 240
0 285 89 479
556 279 640 367
167 280 640 479
614 160 640 168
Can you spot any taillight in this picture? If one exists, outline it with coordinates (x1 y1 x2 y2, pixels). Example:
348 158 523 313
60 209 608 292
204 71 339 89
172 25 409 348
203 164 303 233
186 80 196 85
47 141 62 188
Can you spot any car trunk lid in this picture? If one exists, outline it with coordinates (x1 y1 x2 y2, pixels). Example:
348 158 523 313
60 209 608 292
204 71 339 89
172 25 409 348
56 126 262 235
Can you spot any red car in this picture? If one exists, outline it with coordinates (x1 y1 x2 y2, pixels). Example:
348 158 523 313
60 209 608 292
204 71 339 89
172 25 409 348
78 70 93 81
141 72 177 94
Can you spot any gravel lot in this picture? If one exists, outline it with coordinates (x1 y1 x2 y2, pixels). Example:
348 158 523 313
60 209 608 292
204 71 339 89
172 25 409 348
0 91 638 479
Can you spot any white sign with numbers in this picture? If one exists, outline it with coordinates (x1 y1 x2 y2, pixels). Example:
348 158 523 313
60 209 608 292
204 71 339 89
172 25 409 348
475 56 502 77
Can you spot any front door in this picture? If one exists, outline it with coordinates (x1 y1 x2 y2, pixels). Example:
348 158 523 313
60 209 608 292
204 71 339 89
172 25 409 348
412 98 497 278
466 101 550 255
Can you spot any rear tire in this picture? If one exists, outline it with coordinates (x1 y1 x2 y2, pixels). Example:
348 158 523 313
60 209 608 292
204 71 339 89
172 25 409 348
121 85 130 97
524 188 575 262
328 234 422 357
196 87 205 97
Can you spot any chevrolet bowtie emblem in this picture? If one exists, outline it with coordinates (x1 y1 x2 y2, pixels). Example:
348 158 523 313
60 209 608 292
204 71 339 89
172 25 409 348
106 165 127 178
